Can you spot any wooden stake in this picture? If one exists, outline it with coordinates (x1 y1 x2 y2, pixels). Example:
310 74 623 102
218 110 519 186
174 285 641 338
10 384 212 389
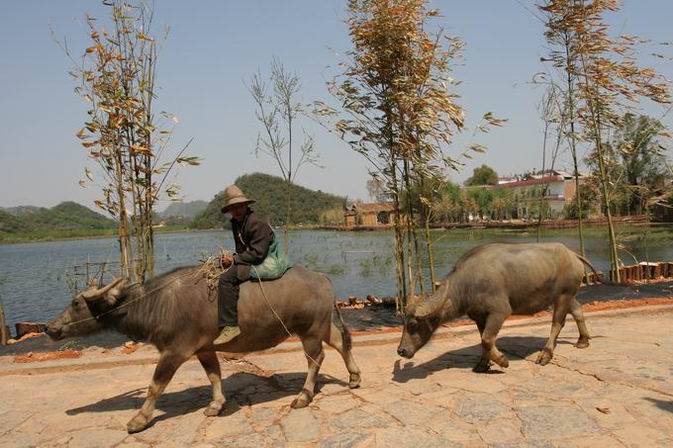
0 301 8 345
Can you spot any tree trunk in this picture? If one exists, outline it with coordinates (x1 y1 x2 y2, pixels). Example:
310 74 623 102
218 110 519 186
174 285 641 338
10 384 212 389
424 209 437 290
115 149 132 281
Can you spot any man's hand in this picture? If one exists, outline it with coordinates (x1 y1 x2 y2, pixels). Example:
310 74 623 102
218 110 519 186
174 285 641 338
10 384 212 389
220 254 234 269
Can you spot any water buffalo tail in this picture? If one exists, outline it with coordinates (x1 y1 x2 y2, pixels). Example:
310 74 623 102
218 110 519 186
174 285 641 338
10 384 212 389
332 301 352 352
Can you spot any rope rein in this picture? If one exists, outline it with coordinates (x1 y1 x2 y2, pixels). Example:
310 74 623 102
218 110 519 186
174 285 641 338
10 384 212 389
68 269 204 326
250 266 322 368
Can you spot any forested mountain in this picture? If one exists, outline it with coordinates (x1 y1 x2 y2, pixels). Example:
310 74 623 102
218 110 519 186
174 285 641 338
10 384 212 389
0 202 116 241
191 173 346 229
159 200 208 219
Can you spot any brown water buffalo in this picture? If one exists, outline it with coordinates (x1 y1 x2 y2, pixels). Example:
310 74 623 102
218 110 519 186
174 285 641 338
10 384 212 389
46 265 361 433
397 242 599 372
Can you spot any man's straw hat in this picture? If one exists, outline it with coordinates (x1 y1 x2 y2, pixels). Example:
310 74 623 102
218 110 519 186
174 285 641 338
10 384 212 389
220 185 255 213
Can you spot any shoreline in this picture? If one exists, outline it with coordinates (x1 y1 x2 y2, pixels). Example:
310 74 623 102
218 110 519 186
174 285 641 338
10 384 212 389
0 226 204 246
3 220 673 245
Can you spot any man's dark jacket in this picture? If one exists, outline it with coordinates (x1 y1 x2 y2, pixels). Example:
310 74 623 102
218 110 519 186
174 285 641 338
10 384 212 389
231 210 274 266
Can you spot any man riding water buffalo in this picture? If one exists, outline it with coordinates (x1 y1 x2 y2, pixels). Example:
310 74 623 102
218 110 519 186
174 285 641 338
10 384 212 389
215 184 282 344
45 185 359 432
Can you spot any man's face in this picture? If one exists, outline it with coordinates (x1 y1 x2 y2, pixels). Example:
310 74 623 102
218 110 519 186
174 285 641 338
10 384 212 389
228 203 248 220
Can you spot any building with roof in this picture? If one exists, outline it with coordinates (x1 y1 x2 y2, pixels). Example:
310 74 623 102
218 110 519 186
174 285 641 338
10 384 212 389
344 202 395 227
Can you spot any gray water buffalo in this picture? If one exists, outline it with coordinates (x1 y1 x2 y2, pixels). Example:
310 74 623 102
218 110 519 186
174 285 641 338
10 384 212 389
46 265 361 433
397 242 598 372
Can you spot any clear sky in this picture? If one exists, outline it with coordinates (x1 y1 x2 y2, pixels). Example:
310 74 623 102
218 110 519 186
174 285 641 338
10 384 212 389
1 1 671 211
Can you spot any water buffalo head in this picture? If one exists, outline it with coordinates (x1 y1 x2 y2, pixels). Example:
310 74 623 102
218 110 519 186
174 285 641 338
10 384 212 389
397 296 443 359
46 278 127 340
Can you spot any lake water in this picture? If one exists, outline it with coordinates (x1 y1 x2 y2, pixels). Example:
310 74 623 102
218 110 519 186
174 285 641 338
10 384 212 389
1 225 673 332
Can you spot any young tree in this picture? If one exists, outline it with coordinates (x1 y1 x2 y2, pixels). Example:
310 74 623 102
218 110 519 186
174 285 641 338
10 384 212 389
539 0 670 281
249 59 319 254
316 0 502 305
316 0 464 306
610 113 670 215
65 1 198 282
366 175 387 202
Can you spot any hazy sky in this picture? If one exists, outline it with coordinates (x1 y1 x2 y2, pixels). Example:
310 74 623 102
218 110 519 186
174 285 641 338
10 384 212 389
1 1 672 211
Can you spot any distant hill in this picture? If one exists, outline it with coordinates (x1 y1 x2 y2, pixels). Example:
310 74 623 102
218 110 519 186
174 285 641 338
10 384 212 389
191 172 347 229
160 200 208 219
0 205 41 216
0 202 116 242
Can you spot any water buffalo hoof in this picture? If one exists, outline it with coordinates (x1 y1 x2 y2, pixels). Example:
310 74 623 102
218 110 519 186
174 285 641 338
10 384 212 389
349 373 361 389
127 415 149 434
535 349 553 366
291 389 313 409
494 355 509 368
575 339 590 349
472 361 491 373
204 401 223 417
291 396 311 409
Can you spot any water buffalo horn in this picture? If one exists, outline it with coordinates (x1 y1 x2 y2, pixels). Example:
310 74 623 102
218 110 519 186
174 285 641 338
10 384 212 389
81 277 125 301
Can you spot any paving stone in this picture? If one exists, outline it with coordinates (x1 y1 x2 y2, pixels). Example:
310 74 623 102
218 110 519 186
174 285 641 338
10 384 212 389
612 424 671 447
317 432 374 448
330 407 395 430
65 428 128 448
566 435 626 448
0 431 44 448
429 418 481 443
205 412 253 440
576 399 637 430
314 395 360 414
153 409 205 445
349 386 403 405
280 408 321 443
490 441 556 448
374 426 462 448
115 441 150 448
476 417 522 445
250 407 278 424
452 393 509 424
382 400 446 427
515 405 598 440
212 432 269 448
264 424 285 444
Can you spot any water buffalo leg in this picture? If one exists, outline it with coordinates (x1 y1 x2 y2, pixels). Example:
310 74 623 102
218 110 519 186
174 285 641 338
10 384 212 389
197 351 225 416
569 298 590 349
291 336 325 409
536 297 571 365
474 312 509 373
325 322 361 388
127 351 189 433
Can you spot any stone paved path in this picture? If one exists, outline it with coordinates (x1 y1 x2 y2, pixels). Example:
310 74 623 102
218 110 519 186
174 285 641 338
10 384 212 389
2 306 673 447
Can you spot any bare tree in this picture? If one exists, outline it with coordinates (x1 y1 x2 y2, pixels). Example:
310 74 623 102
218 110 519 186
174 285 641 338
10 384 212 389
249 58 319 254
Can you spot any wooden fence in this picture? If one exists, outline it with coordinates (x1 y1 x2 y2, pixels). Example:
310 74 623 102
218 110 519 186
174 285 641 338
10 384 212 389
584 261 673 285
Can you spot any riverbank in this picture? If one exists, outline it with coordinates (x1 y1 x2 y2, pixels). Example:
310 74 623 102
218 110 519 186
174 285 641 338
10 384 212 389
1 305 672 447
0 225 199 245
3 216 670 244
